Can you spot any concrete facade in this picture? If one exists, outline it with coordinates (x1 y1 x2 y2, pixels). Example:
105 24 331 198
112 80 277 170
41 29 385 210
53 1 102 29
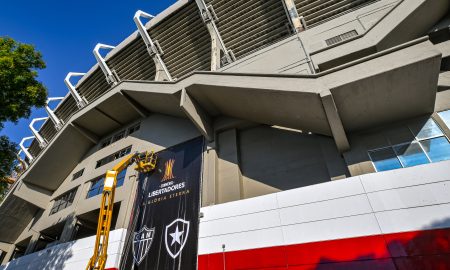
1 0 450 267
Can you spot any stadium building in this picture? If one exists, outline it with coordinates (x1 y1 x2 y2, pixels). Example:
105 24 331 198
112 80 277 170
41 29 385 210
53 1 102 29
1 0 450 269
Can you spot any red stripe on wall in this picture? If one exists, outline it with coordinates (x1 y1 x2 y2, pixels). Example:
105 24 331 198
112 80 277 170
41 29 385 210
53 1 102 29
198 228 450 270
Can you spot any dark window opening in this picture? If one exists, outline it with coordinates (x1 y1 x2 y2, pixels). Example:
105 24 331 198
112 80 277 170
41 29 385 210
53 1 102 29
72 168 84 181
50 188 78 215
95 145 132 168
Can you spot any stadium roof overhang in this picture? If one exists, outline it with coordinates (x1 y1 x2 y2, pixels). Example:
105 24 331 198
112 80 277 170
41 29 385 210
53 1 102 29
13 38 443 193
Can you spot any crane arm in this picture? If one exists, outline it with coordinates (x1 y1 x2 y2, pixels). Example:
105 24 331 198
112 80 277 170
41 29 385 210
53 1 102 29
86 151 157 270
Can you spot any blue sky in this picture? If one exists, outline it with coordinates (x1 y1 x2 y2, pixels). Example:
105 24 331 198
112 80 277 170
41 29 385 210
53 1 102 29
0 0 177 148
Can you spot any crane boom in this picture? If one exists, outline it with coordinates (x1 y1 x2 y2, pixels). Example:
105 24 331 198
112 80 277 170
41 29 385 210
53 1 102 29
86 151 157 270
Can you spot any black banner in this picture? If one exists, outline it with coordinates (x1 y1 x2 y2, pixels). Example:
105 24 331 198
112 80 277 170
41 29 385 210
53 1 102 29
120 137 204 270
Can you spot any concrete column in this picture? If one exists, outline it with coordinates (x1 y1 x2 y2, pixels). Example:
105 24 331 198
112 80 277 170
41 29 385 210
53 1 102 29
202 142 218 206
59 214 77 242
24 233 40 255
432 112 450 139
217 129 243 203
320 90 350 153
1 244 15 265
116 173 139 229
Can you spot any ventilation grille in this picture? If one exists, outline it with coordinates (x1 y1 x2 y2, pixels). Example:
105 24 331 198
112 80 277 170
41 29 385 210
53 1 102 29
76 69 110 102
107 38 156 81
207 0 292 59
325 30 358 46
295 0 377 27
149 1 211 78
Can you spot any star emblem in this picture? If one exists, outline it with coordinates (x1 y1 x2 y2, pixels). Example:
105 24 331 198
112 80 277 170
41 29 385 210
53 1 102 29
169 226 184 246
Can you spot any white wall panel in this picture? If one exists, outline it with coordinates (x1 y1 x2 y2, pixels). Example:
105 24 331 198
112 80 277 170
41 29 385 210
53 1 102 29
276 177 364 208
279 194 373 225
375 203 450 234
1 229 126 270
281 214 382 245
367 181 450 212
200 209 281 237
361 160 450 192
201 193 278 222
198 227 285 254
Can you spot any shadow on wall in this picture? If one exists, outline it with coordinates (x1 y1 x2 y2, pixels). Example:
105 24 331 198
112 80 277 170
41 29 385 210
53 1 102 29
235 125 348 191
1 241 74 270
200 218 450 270
297 217 450 270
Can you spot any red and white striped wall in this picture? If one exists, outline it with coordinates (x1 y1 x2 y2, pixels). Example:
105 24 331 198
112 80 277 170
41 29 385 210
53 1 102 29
2 160 450 270
198 160 450 270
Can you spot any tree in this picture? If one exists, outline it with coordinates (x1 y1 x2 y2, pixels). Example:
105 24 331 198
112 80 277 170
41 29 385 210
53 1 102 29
0 37 48 201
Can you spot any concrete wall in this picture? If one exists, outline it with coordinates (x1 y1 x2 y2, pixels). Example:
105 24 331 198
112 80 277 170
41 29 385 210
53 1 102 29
238 126 348 199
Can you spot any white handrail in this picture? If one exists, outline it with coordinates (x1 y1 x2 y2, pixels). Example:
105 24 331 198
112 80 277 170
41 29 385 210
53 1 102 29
19 136 35 162
46 97 65 130
93 43 119 85
134 10 173 81
65 72 88 108
29 117 48 148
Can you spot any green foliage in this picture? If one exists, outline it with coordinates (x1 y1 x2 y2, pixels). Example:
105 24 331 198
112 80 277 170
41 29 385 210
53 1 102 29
0 37 48 127
0 37 48 201
0 136 18 200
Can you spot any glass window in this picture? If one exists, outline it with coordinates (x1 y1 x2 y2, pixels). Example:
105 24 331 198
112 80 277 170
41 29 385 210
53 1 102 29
86 170 127 198
50 188 78 215
100 137 112 149
96 146 132 168
438 110 450 128
421 137 450 162
112 130 126 143
393 142 429 167
72 168 84 181
128 123 141 135
409 119 443 140
369 148 402 172
384 126 415 145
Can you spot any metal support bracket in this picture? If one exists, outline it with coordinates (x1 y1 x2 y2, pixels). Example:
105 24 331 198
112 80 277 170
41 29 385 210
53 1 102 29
134 10 173 81
19 136 35 162
46 97 65 130
194 0 235 70
65 72 88 109
282 0 304 33
29 117 48 148
17 150 29 168
93 43 120 85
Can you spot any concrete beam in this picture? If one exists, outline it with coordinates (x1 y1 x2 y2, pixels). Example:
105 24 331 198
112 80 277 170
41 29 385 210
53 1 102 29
70 123 99 144
180 88 213 141
94 107 123 126
320 90 350 153
13 182 51 209
202 142 218 206
119 90 149 117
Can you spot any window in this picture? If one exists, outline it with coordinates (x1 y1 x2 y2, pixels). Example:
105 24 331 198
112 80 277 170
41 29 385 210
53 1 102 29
72 168 84 181
95 145 132 168
112 130 126 143
50 188 77 215
369 148 402 172
368 118 450 172
100 137 112 149
86 170 127 198
128 123 141 135
438 110 450 128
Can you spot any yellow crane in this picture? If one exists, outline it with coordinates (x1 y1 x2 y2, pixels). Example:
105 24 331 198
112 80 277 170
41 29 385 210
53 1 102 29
86 151 157 270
